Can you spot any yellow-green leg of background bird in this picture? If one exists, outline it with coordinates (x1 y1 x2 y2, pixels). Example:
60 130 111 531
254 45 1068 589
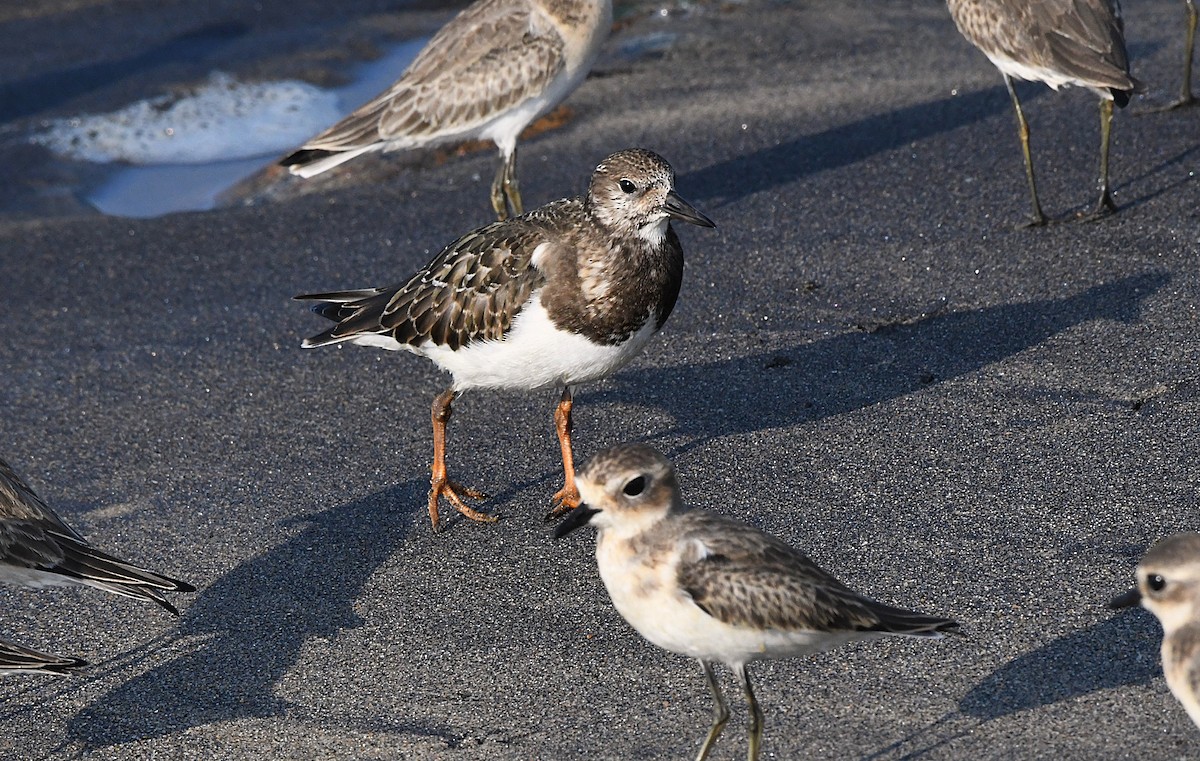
695 661 730 761
1176 0 1198 108
490 148 523 220
1086 99 1118 220
738 665 764 761
1004 75 1047 227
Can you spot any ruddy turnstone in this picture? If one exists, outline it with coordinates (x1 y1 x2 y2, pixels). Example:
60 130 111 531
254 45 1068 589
280 0 613 220
0 636 86 677
1110 532 1200 729
0 457 194 616
296 149 713 532
947 0 1137 224
555 443 960 761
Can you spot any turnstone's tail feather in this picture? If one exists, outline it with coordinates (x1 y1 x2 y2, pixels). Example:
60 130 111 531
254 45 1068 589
0 458 195 616
0 637 87 677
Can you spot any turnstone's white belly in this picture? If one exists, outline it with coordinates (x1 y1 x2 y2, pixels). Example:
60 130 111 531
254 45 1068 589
425 295 658 391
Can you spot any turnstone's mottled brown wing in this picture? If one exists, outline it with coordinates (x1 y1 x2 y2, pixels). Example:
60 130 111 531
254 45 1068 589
0 637 86 676
299 206 564 351
294 0 566 152
676 513 958 636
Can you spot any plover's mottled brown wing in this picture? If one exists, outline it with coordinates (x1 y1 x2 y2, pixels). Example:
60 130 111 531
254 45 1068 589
0 637 86 676
295 0 565 153
676 513 959 636
298 200 583 351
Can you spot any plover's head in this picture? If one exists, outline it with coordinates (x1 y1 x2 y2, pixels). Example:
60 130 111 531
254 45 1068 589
1110 533 1200 634
554 443 683 540
586 149 714 245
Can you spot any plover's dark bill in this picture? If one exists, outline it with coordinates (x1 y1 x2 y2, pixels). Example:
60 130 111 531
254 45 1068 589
946 0 1136 224
297 150 713 532
0 457 195 615
1110 532 1200 729
280 0 614 220
555 443 959 760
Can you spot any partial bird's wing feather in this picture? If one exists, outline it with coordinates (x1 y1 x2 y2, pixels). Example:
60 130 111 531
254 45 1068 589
676 514 957 636
0 636 86 676
300 0 565 151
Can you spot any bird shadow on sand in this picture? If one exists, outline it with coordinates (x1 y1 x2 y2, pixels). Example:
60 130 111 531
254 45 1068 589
63 479 464 750
864 611 1162 759
677 83 1046 206
584 271 1170 456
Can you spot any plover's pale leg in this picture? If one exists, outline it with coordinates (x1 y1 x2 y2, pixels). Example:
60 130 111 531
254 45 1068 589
546 387 581 521
490 147 523 220
1082 98 1119 221
695 660 730 761
1004 74 1047 228
429 388 493 530
738 664 765 761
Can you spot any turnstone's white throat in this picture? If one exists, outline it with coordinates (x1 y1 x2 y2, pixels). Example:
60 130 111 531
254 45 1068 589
297 149 713 532
280 0 613 220
947 0 1136 224
1110 533 1200 729
0 636 86 677
556 443 960 761
0 457 194 616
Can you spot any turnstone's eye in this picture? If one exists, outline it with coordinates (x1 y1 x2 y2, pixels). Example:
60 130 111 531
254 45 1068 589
618 179 637 194
1148 574 1167 592
622 475 646 497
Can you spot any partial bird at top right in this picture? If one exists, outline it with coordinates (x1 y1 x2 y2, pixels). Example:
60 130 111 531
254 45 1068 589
946 0 1137 226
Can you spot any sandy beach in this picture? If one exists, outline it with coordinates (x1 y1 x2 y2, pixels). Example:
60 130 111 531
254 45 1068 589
1 0 1198 757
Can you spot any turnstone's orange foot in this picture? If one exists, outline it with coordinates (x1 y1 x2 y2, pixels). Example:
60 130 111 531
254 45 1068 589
545 486 582 522
946 0 1134 226
279 0 614 220
0 457 195 616
429 479 494 531
296 149 714 532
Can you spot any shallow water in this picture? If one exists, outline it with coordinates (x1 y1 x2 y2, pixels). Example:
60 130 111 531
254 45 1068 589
37 38 426 219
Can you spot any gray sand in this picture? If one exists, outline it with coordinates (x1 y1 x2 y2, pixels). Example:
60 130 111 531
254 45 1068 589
0 0 1197 758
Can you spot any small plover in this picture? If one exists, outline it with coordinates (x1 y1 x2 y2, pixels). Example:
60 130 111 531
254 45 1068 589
0 636 86 677
0 457 195 616
947 0 1137 224
280 0 613 219
1110 532 1200 729
555 443 960 761
296 150 713 531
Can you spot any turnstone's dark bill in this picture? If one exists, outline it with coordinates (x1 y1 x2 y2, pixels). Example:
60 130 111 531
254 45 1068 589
556 444 960 761
946 0 1137 225
1110 533 1200 729
279 0 613 220
296 149 714 532
0 636 86 677
0 457 195 616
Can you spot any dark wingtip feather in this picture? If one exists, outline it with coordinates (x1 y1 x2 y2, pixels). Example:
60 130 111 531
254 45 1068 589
280 148 333 169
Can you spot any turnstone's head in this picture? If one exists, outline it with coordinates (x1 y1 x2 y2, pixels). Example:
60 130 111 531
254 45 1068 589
554 443 683 539
1110 533 1200 633
586 149 715 244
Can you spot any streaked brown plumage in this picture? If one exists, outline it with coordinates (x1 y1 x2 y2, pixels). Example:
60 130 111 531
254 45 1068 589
947 0 1136 224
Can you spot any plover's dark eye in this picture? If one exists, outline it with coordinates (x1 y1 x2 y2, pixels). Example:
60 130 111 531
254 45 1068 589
1148 574 1167 592
618 179 637 194
623 475 646 496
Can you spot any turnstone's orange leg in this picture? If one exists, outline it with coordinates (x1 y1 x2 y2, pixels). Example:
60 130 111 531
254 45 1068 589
546 387 582 521
429 389 493 531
